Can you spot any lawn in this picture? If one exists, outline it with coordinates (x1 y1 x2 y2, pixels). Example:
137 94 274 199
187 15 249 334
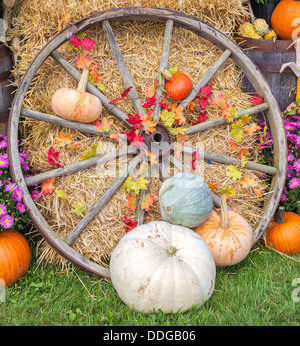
1 234 299 327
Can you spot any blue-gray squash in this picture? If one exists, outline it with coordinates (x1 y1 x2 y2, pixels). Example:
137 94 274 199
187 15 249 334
159 172 213 228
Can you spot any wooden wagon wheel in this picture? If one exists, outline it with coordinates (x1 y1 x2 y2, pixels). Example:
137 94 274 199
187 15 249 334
7 7 287 279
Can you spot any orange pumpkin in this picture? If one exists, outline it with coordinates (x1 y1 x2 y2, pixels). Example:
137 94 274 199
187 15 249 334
194 194 253 266
264 207 300 254
271 0 300 40
162 69 193 101
0 230 31 286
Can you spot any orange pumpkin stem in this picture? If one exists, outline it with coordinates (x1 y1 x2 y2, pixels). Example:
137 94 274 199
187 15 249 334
220 194 229 229
275 206 285 224
77 66 89 92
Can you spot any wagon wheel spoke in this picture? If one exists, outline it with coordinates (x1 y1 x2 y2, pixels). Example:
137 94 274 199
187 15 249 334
153 19 174 122
181 145 278 176
102 20 145 115
178 49 232 111
64 154 142 245
50 50 131 127
20 108 130 136
25 146 136 187
185 103 269 135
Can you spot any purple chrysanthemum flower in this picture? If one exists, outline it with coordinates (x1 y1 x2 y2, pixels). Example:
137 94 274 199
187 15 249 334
16 202 25 213
0 154 9 169
5 182 16 193
289 177 300 189
0 214 14 229
11 187 23 202
31 189 41 201
293 159 300 172
0 203 7 216
288 154 295 163
280 194 286 202
0 139 7 150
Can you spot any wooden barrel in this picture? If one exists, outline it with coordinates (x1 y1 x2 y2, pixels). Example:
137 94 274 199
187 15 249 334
0 44 15 135
237 37 296 112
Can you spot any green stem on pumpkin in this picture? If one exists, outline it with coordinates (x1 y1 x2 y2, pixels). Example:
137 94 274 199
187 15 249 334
77 66 89 92
220 194 229 229
275 206 285 224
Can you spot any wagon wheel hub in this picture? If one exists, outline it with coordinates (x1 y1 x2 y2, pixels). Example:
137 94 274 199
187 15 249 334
140 123 174 162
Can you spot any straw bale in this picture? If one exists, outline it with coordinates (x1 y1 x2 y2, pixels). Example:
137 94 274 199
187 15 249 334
8 0 268 268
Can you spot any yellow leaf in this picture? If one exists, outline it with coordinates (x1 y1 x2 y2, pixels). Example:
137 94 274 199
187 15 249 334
241 155 247 168
240 175 258 189
221 185 236 198
72 202 86 218
226 165 242 181
55 189 70 201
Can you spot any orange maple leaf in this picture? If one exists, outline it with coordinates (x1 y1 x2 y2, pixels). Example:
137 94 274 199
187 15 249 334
170 103 185 125
126 195 137 213
144 86 156 98
147 151 158 165
41 177 55 196
76 53 92 69
55 132 72 147
57 10 71 32
238 147 250 157
254 189 263 199
188 100 194 114
141 194 155 211
67 144 81 149
96 117 114 132
141 114 157 134
240 175 258 189
210 93 228 110
208 183 218 190
244 123 261 136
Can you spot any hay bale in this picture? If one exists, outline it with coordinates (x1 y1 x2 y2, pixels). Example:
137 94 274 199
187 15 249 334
8 0 267 268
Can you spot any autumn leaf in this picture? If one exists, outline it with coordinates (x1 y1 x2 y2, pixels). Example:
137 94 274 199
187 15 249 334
208 183 218 190
240 175 258 188
109 86 133 103
96 117 114 132
55 189 70 201
48 147 63 168
250 94 264 106
240 155 247 168
141 194 156 211
41 177 55 196
67 144 81 150
198 96 210 110
238 147 250 157
57 10 71 32
210 93 228 110
144 86 156 98
199 84 212 98
89 65 103 82
142 96 156 108
240 114 251 124
226 107 238 123
190 149 200 171
80 141 101 160
141 114 157 134
126 113 143 129
170 103 185 125
169 127 186 136
188 100 194 113
122 216 138 233
244 123 261 136
125 130 145 147
69 35 82 48
254 189 263 199
160 109 175 128
122 176 149 194
193 111 208 125
230 120 245 142
221 185 236 198
126 195 137 213
109 132 120 142
146 151 158 165
176 134 189 146
55 132 72 147
72 202 86 218
88 75 106 92
75 53 91 69
228 140 239 151
226 165 242 181
80 37 96 51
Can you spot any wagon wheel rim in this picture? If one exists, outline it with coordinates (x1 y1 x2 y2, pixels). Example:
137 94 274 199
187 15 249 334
7 7 287 279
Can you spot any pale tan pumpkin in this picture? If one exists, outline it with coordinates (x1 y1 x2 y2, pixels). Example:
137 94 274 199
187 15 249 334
194 194 253 266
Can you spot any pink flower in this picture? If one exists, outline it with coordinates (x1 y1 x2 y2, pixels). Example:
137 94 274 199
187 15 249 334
31 189 41 201
16 203 25 213
11 187 23 202
5 182 16 193
293 159 300 172
288 177 300 189
0 214 14 229
0 203 7 216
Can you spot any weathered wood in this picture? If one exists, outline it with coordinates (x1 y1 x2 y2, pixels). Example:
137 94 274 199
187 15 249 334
50 50 131 127
178 49 232 111
102 20 144 115
153 19 174 122
185 103 269 135
181 145 278 176
64 155 142 245
20 108 130 136
25 146 136 186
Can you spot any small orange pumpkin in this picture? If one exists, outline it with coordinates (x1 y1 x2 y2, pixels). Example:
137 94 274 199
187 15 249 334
194 194 253 266
162 69 193 101
264 207 300 254
271 0 300 40
0 230 31 286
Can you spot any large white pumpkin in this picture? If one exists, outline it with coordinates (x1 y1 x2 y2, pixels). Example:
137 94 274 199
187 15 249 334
109 221 216 313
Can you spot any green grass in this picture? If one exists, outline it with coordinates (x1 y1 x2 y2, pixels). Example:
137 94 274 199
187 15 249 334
0 237 299 326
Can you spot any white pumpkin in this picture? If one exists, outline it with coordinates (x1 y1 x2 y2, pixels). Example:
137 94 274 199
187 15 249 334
109 221 216 313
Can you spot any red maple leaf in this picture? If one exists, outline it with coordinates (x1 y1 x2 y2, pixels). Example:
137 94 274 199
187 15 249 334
126 113 143 129
109 86 133 103
250 94 264 106
125 130 145 147
159 101 167 109
122 216 138 233
200 84 212 98
190 149 200 171
81 37 96 51
193 111 208 125
69 35 82 48
198 96 210 110
142 96 156 108
48 147 63 168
